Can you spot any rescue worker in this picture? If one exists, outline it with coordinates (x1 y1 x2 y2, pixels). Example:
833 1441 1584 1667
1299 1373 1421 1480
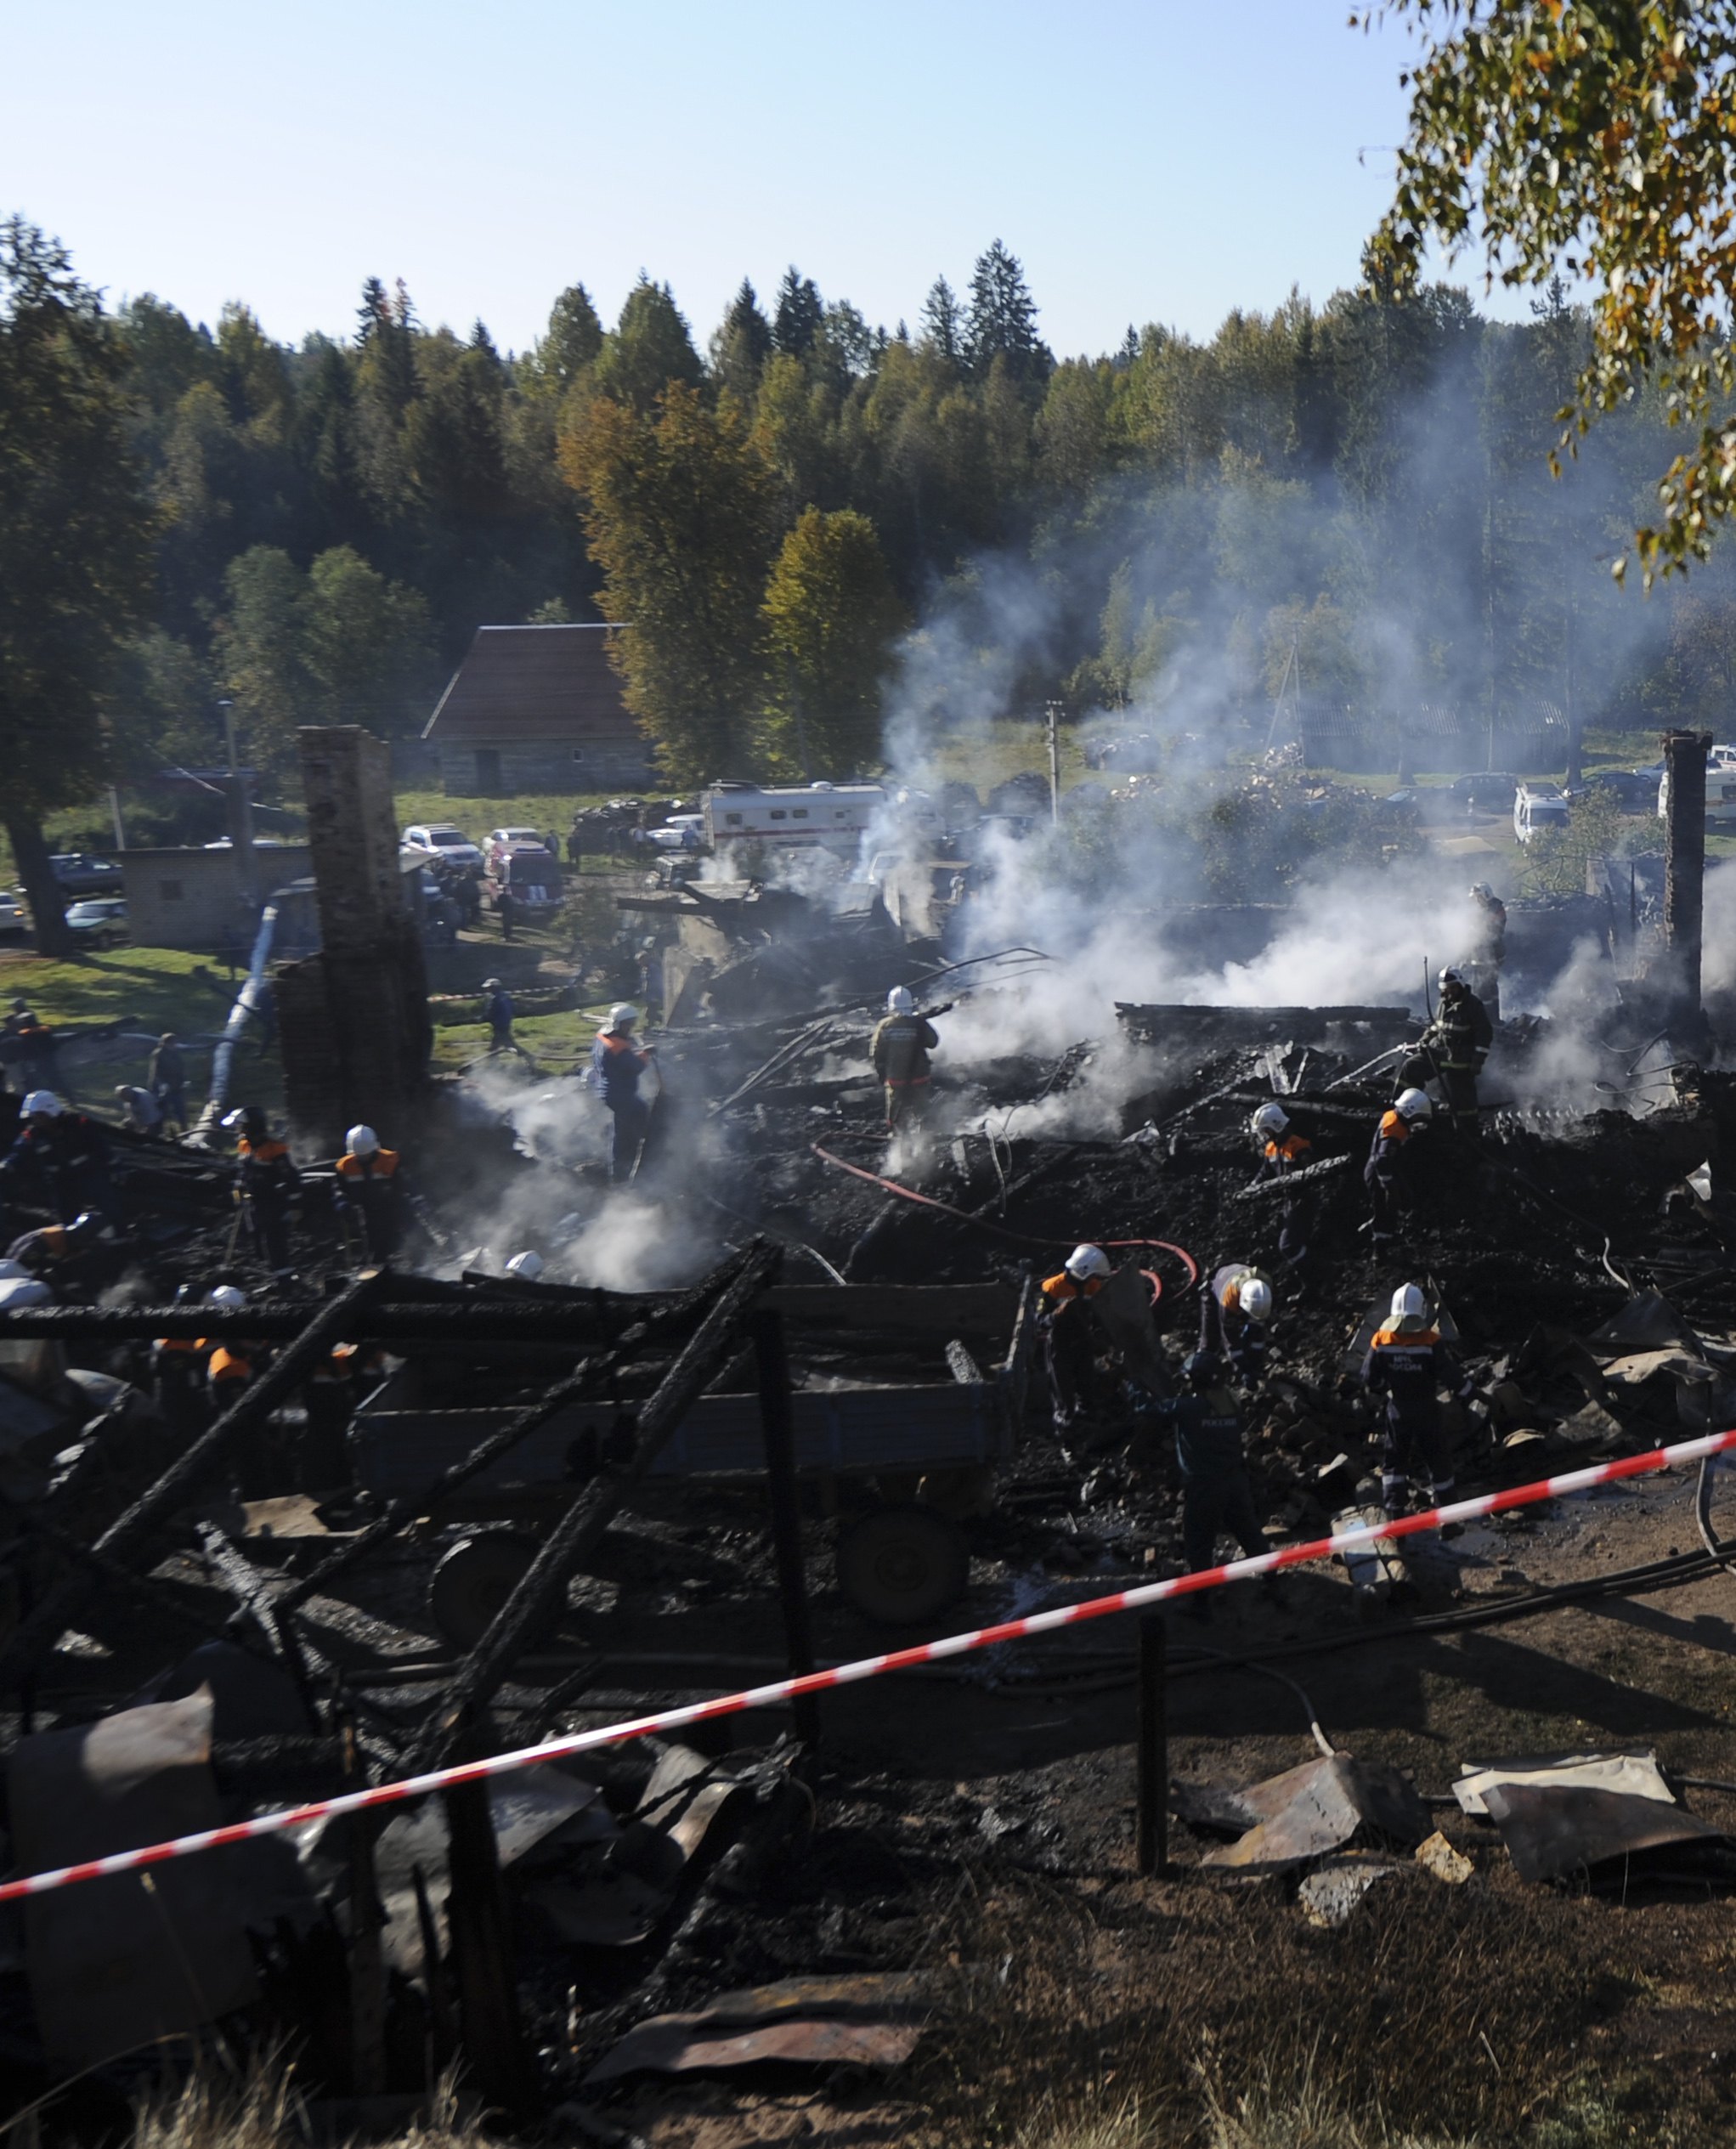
1200 1262 1275 1378
151 1284 209 1439
0 1093 116 1224
11 1009 55 1093
198 1281 255 1418
148 1032 188 1131
114 1083 163 1137
1465 884 1507 1020
1365 1088 1433 1244
591 1004 655 1185
1397 969 1494 1135
481 979 526 1060
1252 1100 1314 1270
333 1124 410 1260
1360 1282 1469 1518
870 987 938 1134
226 1105 299 1276
4 1212 103 1276
1039 1243 1112 1433
1155 1350 1268 1615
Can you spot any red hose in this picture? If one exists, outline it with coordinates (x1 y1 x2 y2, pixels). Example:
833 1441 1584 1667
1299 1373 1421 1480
811 1143 1201 1297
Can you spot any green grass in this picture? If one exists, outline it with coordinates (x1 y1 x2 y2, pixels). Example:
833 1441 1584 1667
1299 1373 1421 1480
0 943 285 1111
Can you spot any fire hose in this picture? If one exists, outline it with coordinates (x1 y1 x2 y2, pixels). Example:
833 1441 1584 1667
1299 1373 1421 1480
810 1143 1201 1297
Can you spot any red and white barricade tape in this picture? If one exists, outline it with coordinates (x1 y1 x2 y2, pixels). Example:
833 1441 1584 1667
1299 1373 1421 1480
3 1426 1733 1905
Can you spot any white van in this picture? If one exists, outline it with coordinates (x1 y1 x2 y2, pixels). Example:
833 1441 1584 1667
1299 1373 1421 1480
1513 784 1571 844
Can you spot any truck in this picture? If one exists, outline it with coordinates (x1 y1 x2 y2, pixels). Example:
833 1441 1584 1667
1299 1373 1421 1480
701 780 891 857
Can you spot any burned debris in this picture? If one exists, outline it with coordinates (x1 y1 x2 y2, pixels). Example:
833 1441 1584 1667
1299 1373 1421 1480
3 748 1736 2139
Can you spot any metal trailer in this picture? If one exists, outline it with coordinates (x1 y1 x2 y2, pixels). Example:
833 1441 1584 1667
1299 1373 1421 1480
347 1279 1041 1643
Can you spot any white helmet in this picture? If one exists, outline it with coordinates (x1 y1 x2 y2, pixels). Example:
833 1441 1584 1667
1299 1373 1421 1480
1439 966 1466 990
1252 1103 1289 1139
482 977 502 991
608 1004 639 1032
22 1090 60 1118
346 1124 380 1157
0 1277 51 1309
1395 1089 1433 1122
1238 1277 1274 1322
1469 883 1492 900
1064 1244 1112 1283
887 986 916 1015
504 1250 545 1281
1390 1283 1429 1324
207 1284 247 1312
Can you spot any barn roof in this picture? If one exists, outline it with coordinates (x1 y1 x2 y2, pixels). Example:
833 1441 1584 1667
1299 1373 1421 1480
423 624 640 744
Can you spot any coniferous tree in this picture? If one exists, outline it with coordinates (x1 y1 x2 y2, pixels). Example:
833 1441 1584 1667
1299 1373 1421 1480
964 240 1049 386
772 268 824 359
525 285 604 396
710 278 774 402
920 276 963 366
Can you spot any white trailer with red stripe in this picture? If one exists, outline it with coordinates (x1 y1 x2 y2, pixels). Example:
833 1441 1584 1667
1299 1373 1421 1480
702 780 897 856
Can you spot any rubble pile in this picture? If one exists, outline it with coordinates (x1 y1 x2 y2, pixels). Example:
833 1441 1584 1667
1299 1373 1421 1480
3 930 1736 2133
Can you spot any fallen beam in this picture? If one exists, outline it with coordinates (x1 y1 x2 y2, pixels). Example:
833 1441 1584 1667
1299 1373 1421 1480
410 1239 783 1771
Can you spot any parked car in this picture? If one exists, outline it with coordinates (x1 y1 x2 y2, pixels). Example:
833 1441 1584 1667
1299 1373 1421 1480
484 826 547 865
1449 772 1519 815
483 843 563 913
644 815 706 852
48 852 124 896
1580 770 1656 812
404 823 483 869
64 896 128 946
0 891 25 936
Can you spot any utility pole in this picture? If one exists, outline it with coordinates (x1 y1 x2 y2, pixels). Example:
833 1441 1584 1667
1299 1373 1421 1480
107 787 126 852
217 698 258 910
1045 700 1062 827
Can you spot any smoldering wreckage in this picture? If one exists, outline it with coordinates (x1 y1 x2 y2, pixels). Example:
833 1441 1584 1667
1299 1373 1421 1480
2 727 1736 2138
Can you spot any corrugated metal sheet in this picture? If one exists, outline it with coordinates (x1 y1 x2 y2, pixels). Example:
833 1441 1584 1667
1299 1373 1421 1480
423 623 642 747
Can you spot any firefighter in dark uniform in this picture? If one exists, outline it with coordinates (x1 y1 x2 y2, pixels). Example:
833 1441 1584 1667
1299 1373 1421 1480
1038 1243 1111 1433
0 1093 116 1224
1465 884 1507 1020
333 1124 410 1261
1154 1350 1269 1616
1360 1282 1470 1517
151 1286 210 1439
225 1106 299 1277
870 987 939 1134
1397 969 1494 1134
1365 1088 1433 1245
1251 1101 1314 1271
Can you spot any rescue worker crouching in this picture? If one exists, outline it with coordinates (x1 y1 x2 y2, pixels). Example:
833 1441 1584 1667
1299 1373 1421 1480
1154 1349 1270 1618
4 1211 105 1280
591 1004 655 1185
1200 1263 1275 1380
1398 969 1494 1135
225 1105 300 1277
1252 1102 1314 1273
1365 1088 1432 1245
0 1093 116 1224
334 1125 412 1261
1360 1283 1471 1519
1039 1243 1111 1434
871 987 938 1134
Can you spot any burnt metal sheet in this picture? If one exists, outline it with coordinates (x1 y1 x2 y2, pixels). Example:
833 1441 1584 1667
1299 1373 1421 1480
1454 1750 1673 1816
584 1973 931 2084
11 1688 261 2073
1483 1783 1727 1883
1585 1292 1699 1360
1202 1755 1430 1872
352 1381 1005 1500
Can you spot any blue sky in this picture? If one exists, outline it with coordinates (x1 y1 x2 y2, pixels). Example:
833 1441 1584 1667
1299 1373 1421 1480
2 0 1508 357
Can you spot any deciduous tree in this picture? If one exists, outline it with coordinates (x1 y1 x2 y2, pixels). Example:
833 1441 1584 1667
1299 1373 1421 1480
0 219 155 953
762 507 906 777
562 383 775 781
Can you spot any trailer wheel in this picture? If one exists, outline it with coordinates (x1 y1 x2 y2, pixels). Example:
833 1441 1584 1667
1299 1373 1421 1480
428 1533 553 1653
837 1506 969 1626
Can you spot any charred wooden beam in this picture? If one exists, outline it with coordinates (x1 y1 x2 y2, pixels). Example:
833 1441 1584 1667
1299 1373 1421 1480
410 1240 783 1772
